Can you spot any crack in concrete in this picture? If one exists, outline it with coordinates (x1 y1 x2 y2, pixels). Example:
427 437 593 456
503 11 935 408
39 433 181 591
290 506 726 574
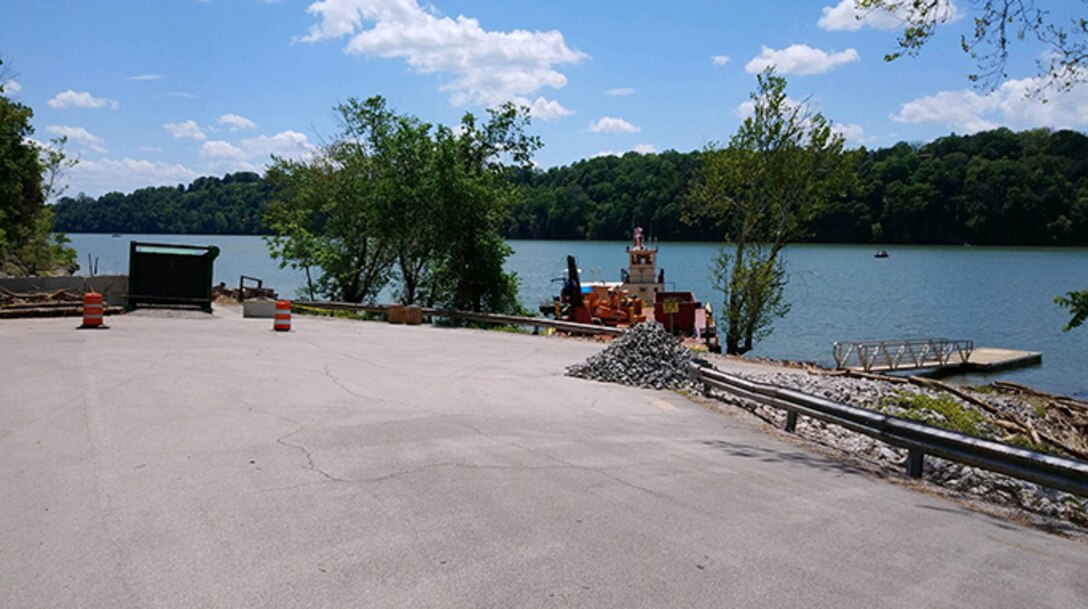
252 461 579 494
276 426 348 483
322 364 367 400
334 351 392 372
246 404 677 502
246 403 347 483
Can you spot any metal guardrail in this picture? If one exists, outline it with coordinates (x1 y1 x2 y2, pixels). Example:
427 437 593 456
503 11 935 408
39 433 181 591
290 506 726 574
832 338 974 372
691 364 1088 497
293 301 626 337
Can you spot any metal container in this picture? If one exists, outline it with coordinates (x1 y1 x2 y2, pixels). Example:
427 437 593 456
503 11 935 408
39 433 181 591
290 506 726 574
126 242 220 312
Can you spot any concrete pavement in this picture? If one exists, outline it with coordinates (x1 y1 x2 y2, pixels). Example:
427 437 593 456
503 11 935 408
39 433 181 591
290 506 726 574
1 308 1086 608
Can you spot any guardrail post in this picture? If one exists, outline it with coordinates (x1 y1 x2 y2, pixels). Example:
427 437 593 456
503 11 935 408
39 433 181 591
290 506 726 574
784 411 798 433
907 449 925 478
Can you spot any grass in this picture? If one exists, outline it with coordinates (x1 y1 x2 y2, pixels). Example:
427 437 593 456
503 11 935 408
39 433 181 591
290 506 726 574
293 305 368 320
880 390 993 438
1027 397 1049 418
1007 436 1050 453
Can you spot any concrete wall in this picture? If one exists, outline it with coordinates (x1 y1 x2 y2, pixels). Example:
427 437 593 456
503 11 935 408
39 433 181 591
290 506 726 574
0 275 128 306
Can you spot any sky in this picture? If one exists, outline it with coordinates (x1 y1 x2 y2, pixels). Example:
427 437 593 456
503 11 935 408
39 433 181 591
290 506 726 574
2 0 1087 197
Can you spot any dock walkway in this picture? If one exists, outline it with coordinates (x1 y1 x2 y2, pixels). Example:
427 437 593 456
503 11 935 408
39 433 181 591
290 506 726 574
834 337 1041 374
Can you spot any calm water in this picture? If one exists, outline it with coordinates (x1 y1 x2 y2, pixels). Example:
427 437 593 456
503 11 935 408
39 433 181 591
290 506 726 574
67 234 1088 397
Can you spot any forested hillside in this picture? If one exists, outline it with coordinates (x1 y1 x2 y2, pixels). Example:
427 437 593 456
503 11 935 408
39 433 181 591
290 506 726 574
53 172 271 234
53 128 1088 245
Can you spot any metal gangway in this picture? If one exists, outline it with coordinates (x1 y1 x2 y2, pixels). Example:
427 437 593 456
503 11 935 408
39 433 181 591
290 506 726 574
832 337 974 372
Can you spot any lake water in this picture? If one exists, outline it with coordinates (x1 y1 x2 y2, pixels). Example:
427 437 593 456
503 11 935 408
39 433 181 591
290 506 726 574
67 233 1088 397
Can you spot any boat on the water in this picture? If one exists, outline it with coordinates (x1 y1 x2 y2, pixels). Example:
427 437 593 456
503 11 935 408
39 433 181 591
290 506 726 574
542 228 719 351
874 249 889 258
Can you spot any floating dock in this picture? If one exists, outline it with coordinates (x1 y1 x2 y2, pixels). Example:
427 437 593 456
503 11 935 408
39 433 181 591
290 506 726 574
833 338 1042 374
956 347 1043 371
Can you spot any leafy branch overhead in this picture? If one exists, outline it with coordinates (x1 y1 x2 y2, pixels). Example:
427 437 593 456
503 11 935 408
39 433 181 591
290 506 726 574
1055 290 1087 332
856 0 1088 93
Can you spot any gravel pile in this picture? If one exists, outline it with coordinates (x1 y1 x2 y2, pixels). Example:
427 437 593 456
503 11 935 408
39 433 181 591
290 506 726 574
714 370 1087 527
566 321 694 390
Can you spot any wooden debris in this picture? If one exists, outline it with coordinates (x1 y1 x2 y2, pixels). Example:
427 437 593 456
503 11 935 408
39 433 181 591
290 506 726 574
810 367 1088 461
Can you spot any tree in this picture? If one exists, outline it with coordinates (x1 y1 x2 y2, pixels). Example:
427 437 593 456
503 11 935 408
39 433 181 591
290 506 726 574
856 0 1088 93
687 69 853 355
427 102 540 313
265 96 538 312
264 106 395 303
0 60 76 276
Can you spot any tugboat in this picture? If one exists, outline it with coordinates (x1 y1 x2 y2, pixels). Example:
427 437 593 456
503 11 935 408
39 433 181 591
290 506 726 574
544 227 720 351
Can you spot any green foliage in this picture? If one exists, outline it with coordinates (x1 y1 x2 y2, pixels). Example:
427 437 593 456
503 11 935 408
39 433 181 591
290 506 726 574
54 172 270 234
688 69 852 355
426 102 539 314
506 150 707 240
264 102 395 304
1055 289 1088 331
0 60 77 276
265 96 534 313
880 390 992 438
856 1 1088 93
709 245 790 352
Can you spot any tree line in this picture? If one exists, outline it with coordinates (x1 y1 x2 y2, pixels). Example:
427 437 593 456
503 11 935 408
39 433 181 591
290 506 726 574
53 127 1088 247
54 172 271 235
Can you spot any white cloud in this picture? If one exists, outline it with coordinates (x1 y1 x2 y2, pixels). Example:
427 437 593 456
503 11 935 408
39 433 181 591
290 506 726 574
164 120 207 140
47 89 119 109
818 0 960 32
45 125 108 153
745 44 859 75
712 55 731 66
201 140 248 160
523 97 572 121
588 116 640 134
593 143 656 158
217 113 258 131
67 158 200 197
300 0 586 111
2 79 21 94
891 76 1088 133
606 87 635 96
127 74 163 81
200 130 317 172
166 91 197 98
891 91 999 132
240 130 316 159
832 123 874 146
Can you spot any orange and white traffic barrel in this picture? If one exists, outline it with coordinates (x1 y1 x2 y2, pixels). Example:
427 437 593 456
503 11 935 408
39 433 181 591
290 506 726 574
78 291 107 329
273 300 292 332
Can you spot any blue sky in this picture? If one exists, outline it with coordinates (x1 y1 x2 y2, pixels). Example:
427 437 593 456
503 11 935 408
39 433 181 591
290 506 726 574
2 0 1086 197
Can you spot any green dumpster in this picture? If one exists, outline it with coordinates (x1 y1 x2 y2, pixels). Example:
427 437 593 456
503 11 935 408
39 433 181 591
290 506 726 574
126 242 220 312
